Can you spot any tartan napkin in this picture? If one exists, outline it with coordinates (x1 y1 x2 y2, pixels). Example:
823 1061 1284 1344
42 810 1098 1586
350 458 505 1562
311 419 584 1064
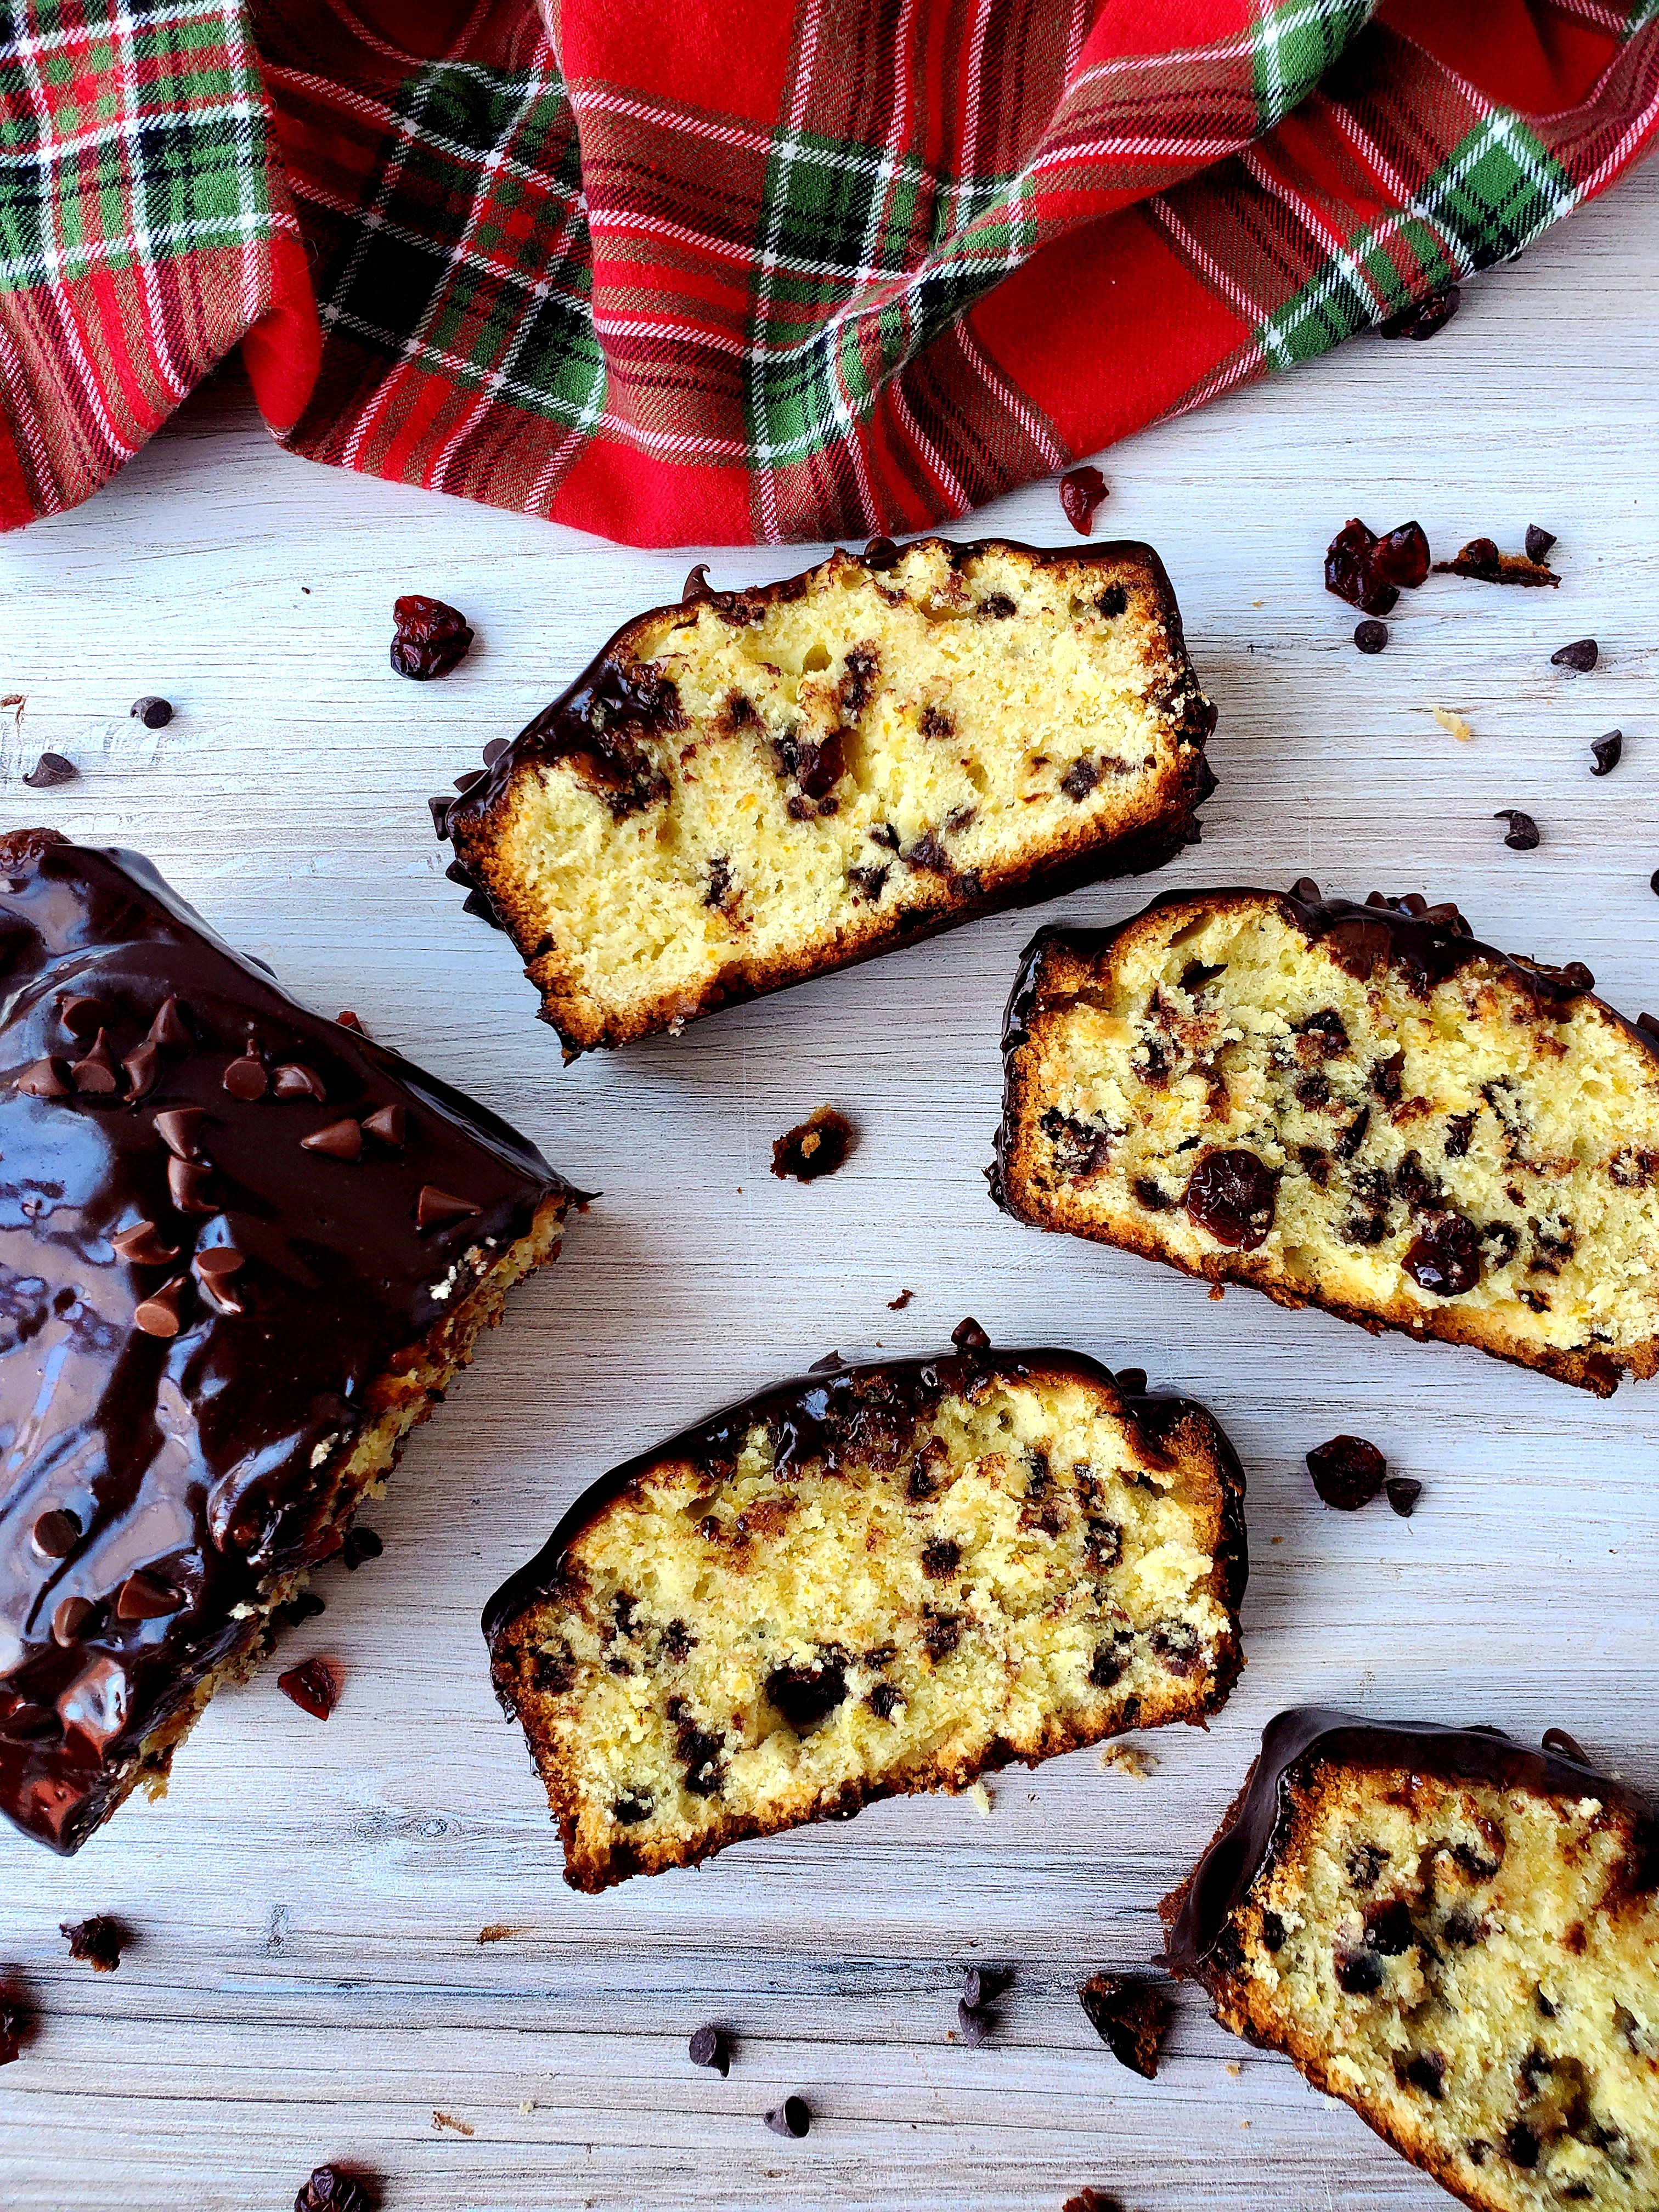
1 1 1654 545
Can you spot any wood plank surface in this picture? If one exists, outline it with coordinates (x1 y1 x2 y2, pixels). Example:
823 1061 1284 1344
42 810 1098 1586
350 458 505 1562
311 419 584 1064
1 156 1655 2212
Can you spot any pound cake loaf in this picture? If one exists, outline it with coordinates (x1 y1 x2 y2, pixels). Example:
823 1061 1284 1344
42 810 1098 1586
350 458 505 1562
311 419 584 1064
439 537 1214 1055
994 883 1659 1396
0 831 577 1852
1161 1709 1659 2212
485 1336 1246 1891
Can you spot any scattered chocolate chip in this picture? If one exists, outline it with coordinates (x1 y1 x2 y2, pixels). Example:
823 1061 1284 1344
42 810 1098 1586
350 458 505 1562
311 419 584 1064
1306 1434 1386 1511
52 1595 95 1646
1401 1209 1482 1296
1550 637 1598 674
149 996 191 1049
342 1527 382 1571
1077 1973 1171 2080
1525 525 1556 562
961 1965 1008 2012
14 1058 70 1098
1542 1726 1592 1764
1494 810 1539 851
1059 465 1108 535
951 1316 991 1352
31 1508 81 1557
194 1247 244 1280
294 2165 378 2212
1590 730 1623 776
956 1996 994 2045
21 752 77 789
682 563 713 602
362 1103 405 1148
689 2024 730 2075
481 738 509 767
112 1221 180 1267
1354 619 1388 654
278 1657 340 1720
416 1184 481 1231
60 1915 128 1972
121 1040 160 1099
391 596 474 680
1652 870 1659 898
133 1274 192 1338
427 793 453 837
273 1590 326 1631
130 696 173 729
1183 1148 1278 1250
223 1047 268 1101
154 1106 207 1159
764 2096 810 2138
1378 286 1459 340
166 1156 216 1214
887 1288 913 1310
301 1117 363 1161
1385 1477 1423 1518
765 1661 848 1730
71 1029 122 1096
770 1105 855 1182
116 1568 182 1620
273 1062 327 1101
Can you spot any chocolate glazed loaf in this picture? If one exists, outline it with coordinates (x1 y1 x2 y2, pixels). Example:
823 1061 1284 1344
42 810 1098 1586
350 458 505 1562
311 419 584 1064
0 831 577 1852
994 882 1659 1396
1161 1710 1659 2212
438 536 1214 1056
485 1338 1246 1892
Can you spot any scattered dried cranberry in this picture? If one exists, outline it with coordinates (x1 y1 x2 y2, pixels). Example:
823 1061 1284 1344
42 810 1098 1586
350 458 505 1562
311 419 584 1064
0 2000 27 2066
1590 731 1622 776
1386 1477 1423 1518
1401 1211 1482 1296
21 752 77 789
1183 1148 1279 1250
295 2166 378 2212
1378 286 1460 340
1324 519 1397 616
770 1105 854 1182
1494 810 1539 851
1550 637 1598 674
60 1915 129 1972
1060 466 1109 535
278 1657 340 1720
1525 525 1556 563
1354 619 1388 654
391 596 474 681
1306 1435 1386 1511
1369 522 1431 589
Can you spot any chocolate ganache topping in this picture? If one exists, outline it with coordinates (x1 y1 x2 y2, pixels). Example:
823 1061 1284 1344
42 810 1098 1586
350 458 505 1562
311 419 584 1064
0 832 572 1852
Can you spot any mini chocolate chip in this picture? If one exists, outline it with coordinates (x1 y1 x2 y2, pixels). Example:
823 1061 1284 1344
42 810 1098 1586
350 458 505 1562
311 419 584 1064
416 1184 481 1231
60 1915 129 1971
1060 465 1109 535
133 1273 192 1337
961 1966 1008 2012
1652 871 1659 898
112 1221 180 1267
1494 810 1539 851
1353 619 1387 654
427 794 453 836
223 1049 267 1101
481 740 509 767
71 1029 121 1096
1542 1725 1592 1764
342 1527 382 1571
273 1591 325 1630
301 1117 363 1161
154 1107 208 1159
764 2096 810 2137
273 1062 327 1101
362 1103 405 1148
166 1156 215 1214
130 696 173 728
193 1246 244 1279
1590 730 1622 776
1550 637 1598 673
59 995 104 1040
14 1058 70 1098
149 996 191 1049
278 1657 340 1719
956 1997 994 2046
951 1316 991 1351
116 1568 181 1620
21 751 77 788
1525 526 1556 563
1306 1434 1386 1511
1385 1477 1423 1517
121 1041 160 1099
32 1508 81 1557
52 1594 95 1646
689 2024 730 2075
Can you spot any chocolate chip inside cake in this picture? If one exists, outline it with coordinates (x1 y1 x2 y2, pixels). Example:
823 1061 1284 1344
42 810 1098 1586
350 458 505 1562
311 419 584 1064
441 537 1214 1055
994 884 1659 1396
485 1342 1246 1892
0 831 577 1852
1161 1709 1659 2212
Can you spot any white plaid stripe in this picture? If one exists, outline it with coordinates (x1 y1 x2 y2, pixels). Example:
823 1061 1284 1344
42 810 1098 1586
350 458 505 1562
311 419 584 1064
754 0 827 540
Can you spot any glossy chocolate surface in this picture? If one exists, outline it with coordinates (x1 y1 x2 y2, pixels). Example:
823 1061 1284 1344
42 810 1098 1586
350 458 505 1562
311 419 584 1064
483 1339 1248 1657
0 832 570 1852
1163 1706 1655 1977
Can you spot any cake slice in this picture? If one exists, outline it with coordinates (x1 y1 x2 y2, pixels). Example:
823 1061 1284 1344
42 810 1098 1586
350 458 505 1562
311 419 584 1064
438 536 1214 1055
993 882 1659 1396
1161 1709 1659 2211
485 1336 1246 1891
0 830 578 1852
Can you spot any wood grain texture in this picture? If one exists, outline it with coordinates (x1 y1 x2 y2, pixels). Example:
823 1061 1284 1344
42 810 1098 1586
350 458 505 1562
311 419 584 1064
1 157 1655 2212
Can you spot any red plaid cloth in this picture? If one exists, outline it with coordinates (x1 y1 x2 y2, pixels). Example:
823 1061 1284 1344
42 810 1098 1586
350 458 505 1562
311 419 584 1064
1 1 1655 545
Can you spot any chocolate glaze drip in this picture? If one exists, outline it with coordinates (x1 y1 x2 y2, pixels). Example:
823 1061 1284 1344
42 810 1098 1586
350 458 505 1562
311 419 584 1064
1162 1706 1656 1978
990 881 1659 1214
0 832 573 1852
482 1341 1248 1660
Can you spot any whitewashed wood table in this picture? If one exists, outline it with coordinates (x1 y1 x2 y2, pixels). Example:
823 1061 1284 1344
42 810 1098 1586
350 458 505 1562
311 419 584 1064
1 157 1655 2212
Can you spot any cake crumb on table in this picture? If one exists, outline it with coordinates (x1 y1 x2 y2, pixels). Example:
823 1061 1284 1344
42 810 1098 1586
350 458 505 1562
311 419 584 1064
1099 1741 1156 1779
431 2111 475 2137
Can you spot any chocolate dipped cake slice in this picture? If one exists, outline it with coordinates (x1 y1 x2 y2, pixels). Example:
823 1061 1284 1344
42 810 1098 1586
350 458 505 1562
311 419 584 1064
484 1336 1246 1892
0 831 578 1852
438 537 1214 1056
994 883 1659 1396
1161 1709 1659 2212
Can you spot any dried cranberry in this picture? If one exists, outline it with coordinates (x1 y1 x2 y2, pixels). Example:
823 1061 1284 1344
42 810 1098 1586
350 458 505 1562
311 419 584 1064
1370 522 1431 589
295 2168 378 2212
390 596 474 681
1183 1149 1279 1250
1324 519 1380 611
1059 466 1109 536
60 1915 128 1972
1401 1211 1482 1296
0 1997 29 2067
1306 1434 1386 1511
278 1657 340 1720
1378 286 1460 340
